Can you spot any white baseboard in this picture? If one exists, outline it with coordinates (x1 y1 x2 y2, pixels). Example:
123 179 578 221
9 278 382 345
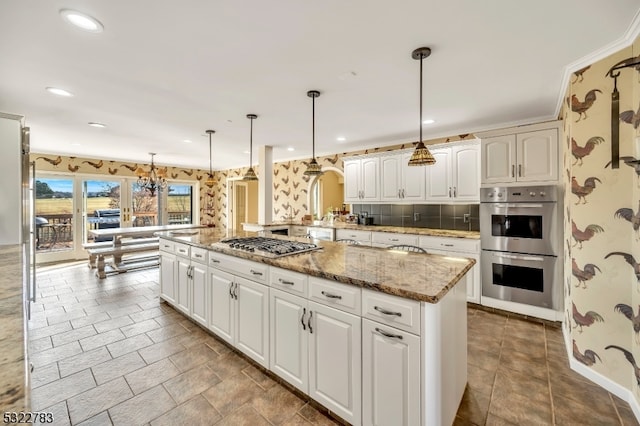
562 327 640 421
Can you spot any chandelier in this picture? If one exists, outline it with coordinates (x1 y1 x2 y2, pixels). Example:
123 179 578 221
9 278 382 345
136 152 167 196
408 47 436 166
205 130 217 188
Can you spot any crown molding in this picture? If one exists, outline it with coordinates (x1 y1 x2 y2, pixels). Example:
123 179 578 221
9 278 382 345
554 9 640 117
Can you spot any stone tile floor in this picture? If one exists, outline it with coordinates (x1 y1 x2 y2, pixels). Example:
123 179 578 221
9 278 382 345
27 262 639 425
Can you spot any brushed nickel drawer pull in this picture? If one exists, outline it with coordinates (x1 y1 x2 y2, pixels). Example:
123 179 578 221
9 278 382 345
321 291 342 299
375 327 403 340
308 310 313 333
301 308 306 330
279 278 295 285
250 270 263 276
374 306 402 317
210 259 220 263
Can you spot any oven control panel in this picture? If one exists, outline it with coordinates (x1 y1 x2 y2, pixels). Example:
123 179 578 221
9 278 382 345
480 185 558 202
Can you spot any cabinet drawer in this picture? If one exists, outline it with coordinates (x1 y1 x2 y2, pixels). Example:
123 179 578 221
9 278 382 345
175 242 190 257
371 232 418 247
270 267 307 297
290 226 309 237
159 239 175 253
209 251 269 283
418 236 479 254
190 246 208 263
309 277 361 315
336 229 371 243
362 289 421 335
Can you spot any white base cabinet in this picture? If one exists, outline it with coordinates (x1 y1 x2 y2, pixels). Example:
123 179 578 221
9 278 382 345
159 249 177 306
362 318 420 426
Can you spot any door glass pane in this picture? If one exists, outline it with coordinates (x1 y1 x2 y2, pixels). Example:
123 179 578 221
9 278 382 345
85 179 121 243
132 183 158 227
167 184 193 224
491 263 544 292
35 177 74 252
490 214 542 239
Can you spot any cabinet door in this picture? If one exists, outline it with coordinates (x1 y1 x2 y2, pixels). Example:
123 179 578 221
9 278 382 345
191 262 208 327
517 129 558 182
308 301 361 426
481 135 516 184
452 144 480 201
343 160 361 202
362 319 420 426
361 157 380 201
176 257 191 316
209 268 235 345
235 276 270 368
380 155 401 201
401 151 426 201
269 288 309 393
465 252 481 304
159 252 177 305
425 148 451 201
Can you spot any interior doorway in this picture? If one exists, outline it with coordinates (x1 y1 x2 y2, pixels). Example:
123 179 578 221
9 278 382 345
228 179 259 231
309 168 344 220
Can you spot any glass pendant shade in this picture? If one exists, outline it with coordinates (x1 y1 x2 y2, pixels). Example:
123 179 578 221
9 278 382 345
205 130 217 188
304 90 324 176
408 47 436 166
243 114 259 181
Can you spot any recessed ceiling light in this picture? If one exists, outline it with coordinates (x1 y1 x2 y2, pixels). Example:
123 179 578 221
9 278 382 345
243 150 250 154
182 139 192 143
88 122 106 128
422 119 435 125
46 87 73 97
287 147 295 152
60 9 104 33
336 136 346 142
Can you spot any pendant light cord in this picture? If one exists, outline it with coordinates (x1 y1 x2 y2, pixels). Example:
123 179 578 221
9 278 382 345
419 54 423 145
209 133 213 176
249 117 253 167
312 95 316 159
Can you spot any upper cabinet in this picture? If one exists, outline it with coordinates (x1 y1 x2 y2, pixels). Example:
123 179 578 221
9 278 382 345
379 151 426 202
480 123 560 185
426 141 480 203
343 157 380 203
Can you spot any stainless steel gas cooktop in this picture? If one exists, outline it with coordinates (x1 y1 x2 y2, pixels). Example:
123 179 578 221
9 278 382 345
216 237 320 258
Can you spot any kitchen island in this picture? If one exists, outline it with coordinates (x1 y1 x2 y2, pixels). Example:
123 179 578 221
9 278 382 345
156 229 474 426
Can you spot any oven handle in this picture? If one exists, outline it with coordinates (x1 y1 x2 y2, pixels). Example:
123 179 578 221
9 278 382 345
493 252 545 262
493 203 545 209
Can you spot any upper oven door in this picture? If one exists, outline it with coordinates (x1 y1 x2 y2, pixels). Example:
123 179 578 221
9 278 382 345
480 202 558 255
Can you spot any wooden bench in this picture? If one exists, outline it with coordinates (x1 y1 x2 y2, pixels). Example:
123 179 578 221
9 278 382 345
87 242 160 279
84 237 159 268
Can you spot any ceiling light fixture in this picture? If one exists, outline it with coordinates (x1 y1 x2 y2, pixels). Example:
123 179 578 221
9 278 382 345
304 90 323 176
204 130 217 188
408 47 436 166
60 9 104 33
46 87 73 97
422 119 435 125
287 147 295 152
88 122 106 128
182 139 192 144
336 136 346 142
136 153 167 196
243 114 259 181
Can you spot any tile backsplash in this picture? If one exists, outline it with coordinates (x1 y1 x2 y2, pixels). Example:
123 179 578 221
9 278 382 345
351 203 479 232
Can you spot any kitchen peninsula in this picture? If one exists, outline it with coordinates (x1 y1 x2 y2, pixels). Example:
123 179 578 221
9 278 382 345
156 228 474 426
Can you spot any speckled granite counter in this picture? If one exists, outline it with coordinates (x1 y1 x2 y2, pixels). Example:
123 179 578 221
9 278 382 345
157 229 475 303
243 221 480 239
0 244 29 411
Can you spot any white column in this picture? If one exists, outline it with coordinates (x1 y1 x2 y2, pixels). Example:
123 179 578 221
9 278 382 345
258 145 273 224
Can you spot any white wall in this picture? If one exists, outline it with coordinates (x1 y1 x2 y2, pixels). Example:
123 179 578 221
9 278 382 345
0 115 22 245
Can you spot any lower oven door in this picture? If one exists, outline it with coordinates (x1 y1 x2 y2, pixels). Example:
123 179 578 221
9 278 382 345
481 250 561 310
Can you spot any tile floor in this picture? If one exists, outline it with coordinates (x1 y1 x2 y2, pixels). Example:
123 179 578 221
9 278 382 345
27 262 639 425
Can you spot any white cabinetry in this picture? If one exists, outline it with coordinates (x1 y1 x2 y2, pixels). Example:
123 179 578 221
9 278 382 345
159 240 177 306
480 125 559 184
419 236 481 303
335 229 371 246
344 157 380 203
175 243 192 316
371 231 418 248
426 141 480 202
208 251 270 368
173 243 208 326
380 151 425 202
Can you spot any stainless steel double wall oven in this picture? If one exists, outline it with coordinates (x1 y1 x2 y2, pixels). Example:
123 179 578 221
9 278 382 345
480 185 562 310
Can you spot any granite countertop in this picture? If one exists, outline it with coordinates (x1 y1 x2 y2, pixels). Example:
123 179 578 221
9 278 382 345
0 244 29 411
242 221 479 239
157 229 475 303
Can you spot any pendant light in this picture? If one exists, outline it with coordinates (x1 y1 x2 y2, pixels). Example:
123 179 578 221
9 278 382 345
304 90 324 176
242 114 258 181
408 47 436 166
205 130 217 188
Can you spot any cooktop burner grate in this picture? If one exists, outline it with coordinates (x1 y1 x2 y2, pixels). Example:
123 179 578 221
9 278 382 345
218 237 320 258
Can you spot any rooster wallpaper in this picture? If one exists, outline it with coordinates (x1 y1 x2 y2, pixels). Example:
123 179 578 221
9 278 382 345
564 36 640 405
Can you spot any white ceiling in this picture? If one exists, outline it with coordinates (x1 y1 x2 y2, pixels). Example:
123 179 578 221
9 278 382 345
1 1 639 170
